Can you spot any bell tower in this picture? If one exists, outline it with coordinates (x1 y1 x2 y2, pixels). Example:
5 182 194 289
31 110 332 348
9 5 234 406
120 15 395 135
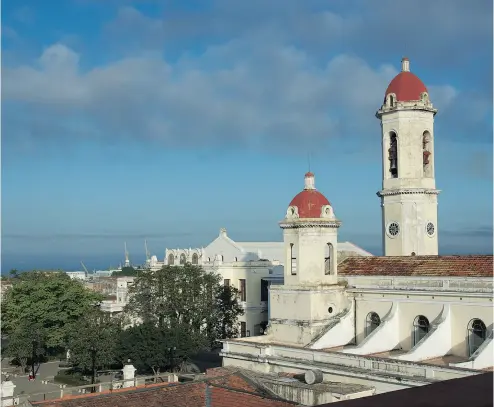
267 172 350 346
376 57 440 256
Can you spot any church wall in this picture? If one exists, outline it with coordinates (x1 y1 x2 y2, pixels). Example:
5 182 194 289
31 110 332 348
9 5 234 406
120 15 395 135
342 275 493 293
450 303 493 357
353 291 493 356
355 299 394 344
396 301 444 351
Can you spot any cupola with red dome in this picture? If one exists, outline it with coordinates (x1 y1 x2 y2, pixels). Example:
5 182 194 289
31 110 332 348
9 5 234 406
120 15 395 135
283 172 337 221
377 57 437 118
384 58 428 103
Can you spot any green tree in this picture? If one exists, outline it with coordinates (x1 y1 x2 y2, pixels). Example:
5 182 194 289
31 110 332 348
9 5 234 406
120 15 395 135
2 271 103 356
214 285 244 342
125 264 219 330
112 267 138 277
118 322 206 375
66 309 121 384
125 264 243 351
117 323 168 375
4 323 34 372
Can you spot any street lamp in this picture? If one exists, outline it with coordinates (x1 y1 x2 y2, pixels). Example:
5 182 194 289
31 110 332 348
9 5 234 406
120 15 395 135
90 345 97 392
31 338 37 380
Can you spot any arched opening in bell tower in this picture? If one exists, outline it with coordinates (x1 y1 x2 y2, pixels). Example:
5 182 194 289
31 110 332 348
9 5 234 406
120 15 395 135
388 132 398 178
290 243 297 275
423 131 432 178
324 243 334 275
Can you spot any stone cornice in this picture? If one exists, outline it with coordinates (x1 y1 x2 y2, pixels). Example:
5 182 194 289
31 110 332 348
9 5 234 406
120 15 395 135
376 188 441 197
376 104 438 118
279 219 341 229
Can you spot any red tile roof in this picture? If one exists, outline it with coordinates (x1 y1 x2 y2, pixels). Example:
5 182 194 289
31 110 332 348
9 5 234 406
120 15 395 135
385 70 428 102
289 189 330 219
210 386 295 407
32 369 296 407
338 255 493 277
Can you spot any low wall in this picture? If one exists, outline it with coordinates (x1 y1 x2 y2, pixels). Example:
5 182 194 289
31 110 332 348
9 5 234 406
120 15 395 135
221 340 480 393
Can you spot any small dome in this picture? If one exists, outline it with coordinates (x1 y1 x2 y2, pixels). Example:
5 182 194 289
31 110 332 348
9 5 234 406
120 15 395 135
288 172 331 219
385 58 428 102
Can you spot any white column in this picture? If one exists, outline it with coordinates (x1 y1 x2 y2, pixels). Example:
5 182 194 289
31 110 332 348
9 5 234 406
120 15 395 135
1 380 16 406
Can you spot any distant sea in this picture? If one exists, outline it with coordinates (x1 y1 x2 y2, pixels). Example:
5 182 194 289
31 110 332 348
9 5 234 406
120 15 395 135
1 253 148 275
2 244 491 275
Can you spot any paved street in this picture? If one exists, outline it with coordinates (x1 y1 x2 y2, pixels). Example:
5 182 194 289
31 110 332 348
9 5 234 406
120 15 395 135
2 359 63 402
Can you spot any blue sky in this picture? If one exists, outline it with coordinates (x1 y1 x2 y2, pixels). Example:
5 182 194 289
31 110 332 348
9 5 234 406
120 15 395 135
2 0 493 271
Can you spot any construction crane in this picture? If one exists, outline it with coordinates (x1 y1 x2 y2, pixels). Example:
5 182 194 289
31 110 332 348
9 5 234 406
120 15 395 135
145 239 151 265
80 261 89 276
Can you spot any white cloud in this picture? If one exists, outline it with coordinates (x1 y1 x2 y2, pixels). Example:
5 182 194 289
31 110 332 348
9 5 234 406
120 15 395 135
3 35 459 151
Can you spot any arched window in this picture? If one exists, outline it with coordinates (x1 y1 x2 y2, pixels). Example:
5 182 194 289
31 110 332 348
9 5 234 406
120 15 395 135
389 94 395 107
290 243 297 275
324 243 334 275
468 319 487 356
365 312 381 337
234 257 238 262
413 315 430 346
180 253 186 265
221 255 224 262
191 253 198 265
388 132 398 178
422 131 432 178
168 254 174 266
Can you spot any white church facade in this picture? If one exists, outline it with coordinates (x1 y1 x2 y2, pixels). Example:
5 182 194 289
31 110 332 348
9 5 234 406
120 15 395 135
162 228 372 337
219 58 493 395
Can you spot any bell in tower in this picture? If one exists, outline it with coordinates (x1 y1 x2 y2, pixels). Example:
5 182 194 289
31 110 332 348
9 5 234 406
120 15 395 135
388 134 398 178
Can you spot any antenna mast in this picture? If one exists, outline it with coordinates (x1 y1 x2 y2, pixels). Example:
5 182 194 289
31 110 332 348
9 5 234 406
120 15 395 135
124 242 130 267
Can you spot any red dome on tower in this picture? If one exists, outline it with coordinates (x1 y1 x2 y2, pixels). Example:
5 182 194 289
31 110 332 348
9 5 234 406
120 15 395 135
288 172 331 219
384 58 428 102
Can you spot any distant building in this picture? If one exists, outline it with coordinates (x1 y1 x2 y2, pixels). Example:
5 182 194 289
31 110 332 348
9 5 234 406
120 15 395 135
65 271 87 281
99 276 135 318
0 279 13 303
164 228 372 337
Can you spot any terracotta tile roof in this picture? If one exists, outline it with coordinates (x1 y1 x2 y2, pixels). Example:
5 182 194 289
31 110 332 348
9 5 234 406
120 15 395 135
338 255 493 277
210 386 296 407
32 370 296 407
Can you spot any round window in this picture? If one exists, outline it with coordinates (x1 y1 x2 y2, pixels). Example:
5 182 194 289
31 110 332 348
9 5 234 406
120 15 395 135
426 222 435 237
388 222 400 237
328 307 333 314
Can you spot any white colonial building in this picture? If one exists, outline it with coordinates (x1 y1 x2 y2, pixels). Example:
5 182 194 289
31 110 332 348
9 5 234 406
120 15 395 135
163 228 372 337
220 58 493 395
